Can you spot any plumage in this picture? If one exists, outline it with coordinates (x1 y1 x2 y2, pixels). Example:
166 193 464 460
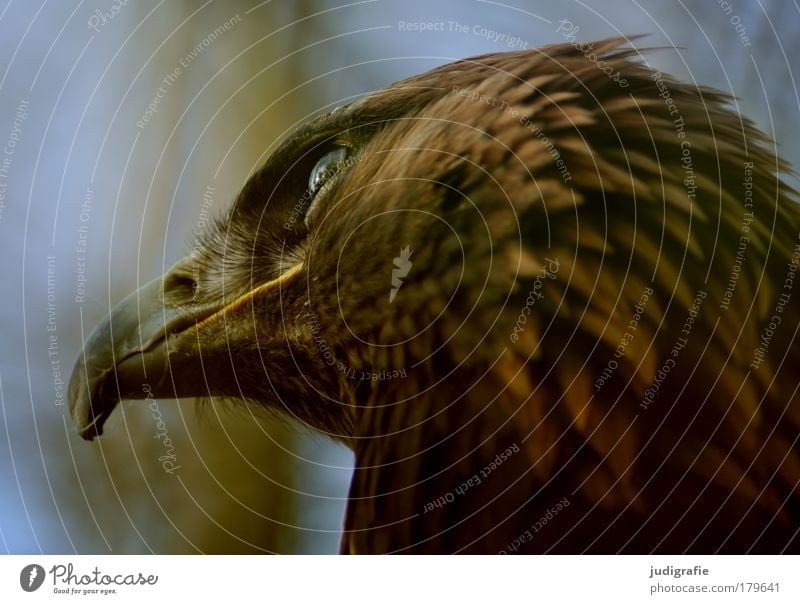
70 38 800 553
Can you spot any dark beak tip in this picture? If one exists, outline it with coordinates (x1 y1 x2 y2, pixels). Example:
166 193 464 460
68 358 112 441
79 426 99 442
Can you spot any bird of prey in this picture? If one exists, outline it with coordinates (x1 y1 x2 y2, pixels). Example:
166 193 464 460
69 38 800 553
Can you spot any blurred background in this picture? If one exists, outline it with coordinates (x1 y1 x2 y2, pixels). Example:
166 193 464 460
0 0 797 554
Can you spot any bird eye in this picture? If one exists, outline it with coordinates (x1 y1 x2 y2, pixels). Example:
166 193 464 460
308 146 349 199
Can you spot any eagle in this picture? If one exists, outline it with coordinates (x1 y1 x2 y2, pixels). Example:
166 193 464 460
69 38 800 553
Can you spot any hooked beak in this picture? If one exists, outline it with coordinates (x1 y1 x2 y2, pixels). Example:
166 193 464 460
68 259 220 440
69 258 306 440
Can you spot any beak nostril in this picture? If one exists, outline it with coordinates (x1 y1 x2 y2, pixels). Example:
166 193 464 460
163 269 200 300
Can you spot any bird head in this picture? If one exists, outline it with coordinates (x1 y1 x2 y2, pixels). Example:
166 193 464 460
69 49 520 441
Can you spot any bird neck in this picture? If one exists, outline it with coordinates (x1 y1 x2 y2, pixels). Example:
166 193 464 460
343 370 545 553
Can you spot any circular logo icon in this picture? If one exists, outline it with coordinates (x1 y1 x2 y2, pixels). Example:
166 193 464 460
20 564 45 592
